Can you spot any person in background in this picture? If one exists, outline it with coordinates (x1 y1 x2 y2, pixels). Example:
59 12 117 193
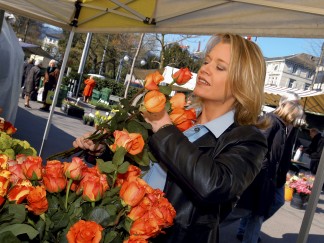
21 58 34 99
40 59 60 112
24 60 42 108
83 75 96 103
73 33 269 243
232 95 305 243
304 128 324 175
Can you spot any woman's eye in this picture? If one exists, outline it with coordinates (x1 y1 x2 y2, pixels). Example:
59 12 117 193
216 65 225 71
203 61 209 65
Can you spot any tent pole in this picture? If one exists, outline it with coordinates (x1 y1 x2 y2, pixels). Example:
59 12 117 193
297 149 324 243
39 28 75 157
76 32 92 97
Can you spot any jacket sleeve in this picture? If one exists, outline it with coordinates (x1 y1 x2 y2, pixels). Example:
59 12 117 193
148 125 267 204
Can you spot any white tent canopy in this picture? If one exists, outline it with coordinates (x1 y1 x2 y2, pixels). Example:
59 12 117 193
0 0 324 37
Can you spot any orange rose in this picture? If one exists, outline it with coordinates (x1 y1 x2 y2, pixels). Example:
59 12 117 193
8 164 26 184
21 156 43 180
170 108 196 132
144 90 166 113
144 71 164 91
130 212 160 239
43 160 67 193
77 167 108 197
172 67 192 85
81 174 104 202
26 186 48 215
128 203 147 221
116 165 141 187
124 235 148 243
7 180 33 204
3 121 17 135
0 170 11 197
120 178 147 207
67 220 103 243
63 157 86 180
0 154 8 170
110 130 145 156
170 93 186 109
149 197 176 228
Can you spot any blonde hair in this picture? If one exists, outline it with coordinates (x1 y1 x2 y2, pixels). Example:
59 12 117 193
205 33 267 128
273 101 305 127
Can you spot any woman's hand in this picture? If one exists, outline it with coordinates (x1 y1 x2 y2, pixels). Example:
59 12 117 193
142 109 173 133
73 132 106 156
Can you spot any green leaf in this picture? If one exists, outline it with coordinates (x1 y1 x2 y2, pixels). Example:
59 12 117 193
148 151 157 162
104 231 119 243
123 217 133 233
112 147 127 166
8 204 26 224
88 207 115 227
159 85 172 95
50 210 70 232
98 160 118 173
0 231 20 243
129 147 150 166
0 224 39 240
117 162 130 174
126 120 149 140
35 218 46 241
165 100 171 113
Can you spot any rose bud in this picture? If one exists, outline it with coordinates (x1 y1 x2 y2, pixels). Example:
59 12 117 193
144 71 164 91
170 93 186 110
7 183 33 204
172 67 192 85
8 164 26 184
3 121 17 135
0 154 9 170
82 174 104 202
67 220 103 243
26 186 48 215
144 90 166 113
0 170 11 197
116 165 141 187
43 160 67 193
120 178 147 207
21 156 43 181
63 157 86 181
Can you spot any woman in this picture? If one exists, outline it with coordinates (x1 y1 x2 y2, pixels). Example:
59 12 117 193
234 99 305 243
40 59 60 112
83 75 96 103
73 33 268 243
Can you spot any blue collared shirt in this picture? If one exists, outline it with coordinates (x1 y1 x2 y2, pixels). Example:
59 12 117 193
142 110 235 190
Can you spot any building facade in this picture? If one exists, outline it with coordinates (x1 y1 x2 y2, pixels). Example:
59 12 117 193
265 53 319 91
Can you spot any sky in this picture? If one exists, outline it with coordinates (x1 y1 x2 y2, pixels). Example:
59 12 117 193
177 35 324 59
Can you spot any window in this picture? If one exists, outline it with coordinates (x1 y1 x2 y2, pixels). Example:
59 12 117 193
292 65 298 74
288 79 296 88
304 83 311 90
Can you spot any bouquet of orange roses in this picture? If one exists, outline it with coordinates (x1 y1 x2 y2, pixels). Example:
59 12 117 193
0 149 175 242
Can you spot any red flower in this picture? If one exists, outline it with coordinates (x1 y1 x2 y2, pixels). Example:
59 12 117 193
21 156 43 180
42 160 67 193
67 220 103 243
64 157 86 180
26 186 48 215
172 68 192 85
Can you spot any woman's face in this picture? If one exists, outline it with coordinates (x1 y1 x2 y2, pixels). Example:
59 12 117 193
194 42 234 105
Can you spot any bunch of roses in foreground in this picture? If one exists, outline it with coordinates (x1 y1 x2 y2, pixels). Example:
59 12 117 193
0 149 175 242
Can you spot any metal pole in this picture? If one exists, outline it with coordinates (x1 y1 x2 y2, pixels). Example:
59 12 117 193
76 32 92 97
124 33 145 98
297 148 324 243
39 28 75 156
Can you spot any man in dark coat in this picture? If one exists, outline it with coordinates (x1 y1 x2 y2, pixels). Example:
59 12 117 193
304 128 324 175
24 60 42 108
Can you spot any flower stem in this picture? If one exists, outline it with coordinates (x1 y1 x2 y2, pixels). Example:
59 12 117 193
91 201 95 208
65 178 73 210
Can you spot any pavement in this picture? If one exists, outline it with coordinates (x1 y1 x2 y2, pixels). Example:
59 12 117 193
13 97 324 243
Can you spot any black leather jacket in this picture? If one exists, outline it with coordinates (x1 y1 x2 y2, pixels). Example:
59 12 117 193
148 124 267 243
